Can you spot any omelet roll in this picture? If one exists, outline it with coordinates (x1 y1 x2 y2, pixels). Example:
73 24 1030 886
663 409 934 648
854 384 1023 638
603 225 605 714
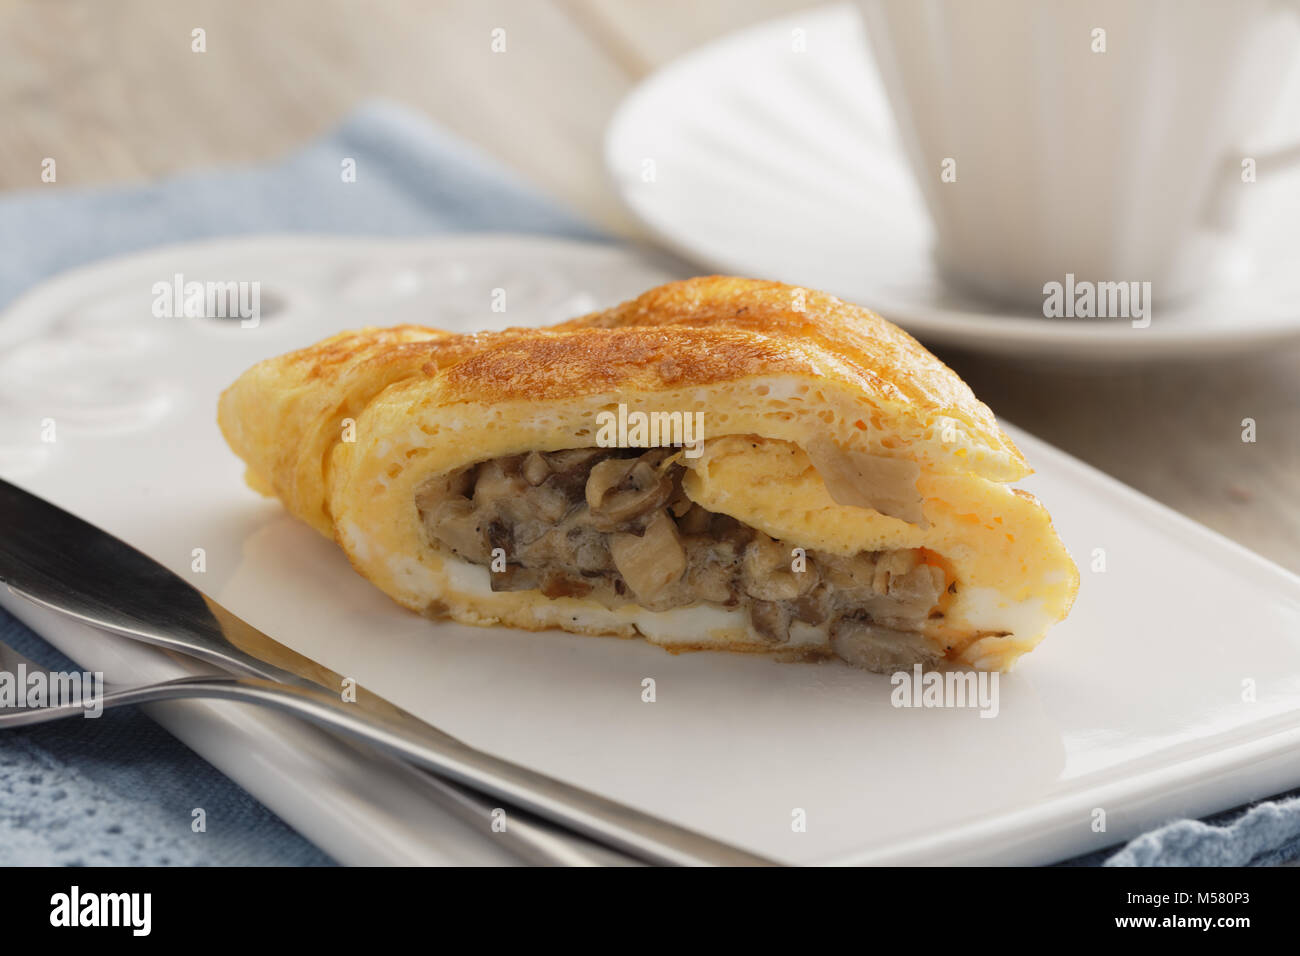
218 277 1077 672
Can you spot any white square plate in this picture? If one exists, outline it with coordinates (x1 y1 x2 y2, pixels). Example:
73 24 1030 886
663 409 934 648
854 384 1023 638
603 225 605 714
3 235 1298 865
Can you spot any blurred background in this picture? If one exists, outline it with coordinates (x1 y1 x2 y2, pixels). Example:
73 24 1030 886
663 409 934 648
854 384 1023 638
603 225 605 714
0 0 812 229
1 0 1296 573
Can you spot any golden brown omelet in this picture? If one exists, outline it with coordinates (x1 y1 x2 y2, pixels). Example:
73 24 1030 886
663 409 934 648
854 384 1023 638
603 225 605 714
219 277 1077 672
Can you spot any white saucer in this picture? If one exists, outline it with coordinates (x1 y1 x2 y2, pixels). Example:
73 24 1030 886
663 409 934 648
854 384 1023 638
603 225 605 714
605 2 1300 360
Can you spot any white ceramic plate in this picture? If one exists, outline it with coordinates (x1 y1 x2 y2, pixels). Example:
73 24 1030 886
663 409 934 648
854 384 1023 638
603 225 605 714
3 235 1300 866
604 3 1300 360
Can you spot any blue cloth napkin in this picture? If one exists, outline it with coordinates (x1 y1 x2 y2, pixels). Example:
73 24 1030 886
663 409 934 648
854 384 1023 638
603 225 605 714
0 612 332 865
1 100 1297 866
1104 792 1300 866
0 101 599 312
1059 786 1300 867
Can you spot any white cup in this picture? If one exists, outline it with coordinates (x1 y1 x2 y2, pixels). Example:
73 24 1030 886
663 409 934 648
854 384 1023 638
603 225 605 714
858 0 1300 308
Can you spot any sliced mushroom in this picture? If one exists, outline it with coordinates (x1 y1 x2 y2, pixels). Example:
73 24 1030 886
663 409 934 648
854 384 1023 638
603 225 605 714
749 600 790 644
817 551 879 593
881 563 946 618
585 457 634 507
585 457 673 532
609 511 686 602
788 584 831 625
485 517 511 554
740 533 817 602
473 458 528 506
414 465 474 513
682 536 740 605
831 616 938 670
427 497 490 562
872 549 921 594
530 485 573 524
678 503 713 535
542 448 609 500
566 525 614 573
805 437 925 527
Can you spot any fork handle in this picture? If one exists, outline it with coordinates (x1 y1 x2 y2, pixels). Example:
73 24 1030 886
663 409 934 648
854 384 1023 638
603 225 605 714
3 675 773 866
0 673 631 867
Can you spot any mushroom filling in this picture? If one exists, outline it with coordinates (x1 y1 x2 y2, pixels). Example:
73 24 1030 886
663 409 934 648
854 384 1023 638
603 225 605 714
414 447 947 657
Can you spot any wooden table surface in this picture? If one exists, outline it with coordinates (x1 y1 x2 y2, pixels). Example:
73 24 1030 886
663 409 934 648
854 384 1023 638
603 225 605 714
3 0 1297 572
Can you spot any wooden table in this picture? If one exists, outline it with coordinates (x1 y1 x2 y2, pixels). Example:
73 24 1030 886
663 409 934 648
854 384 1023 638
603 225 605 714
3 0 1297 571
